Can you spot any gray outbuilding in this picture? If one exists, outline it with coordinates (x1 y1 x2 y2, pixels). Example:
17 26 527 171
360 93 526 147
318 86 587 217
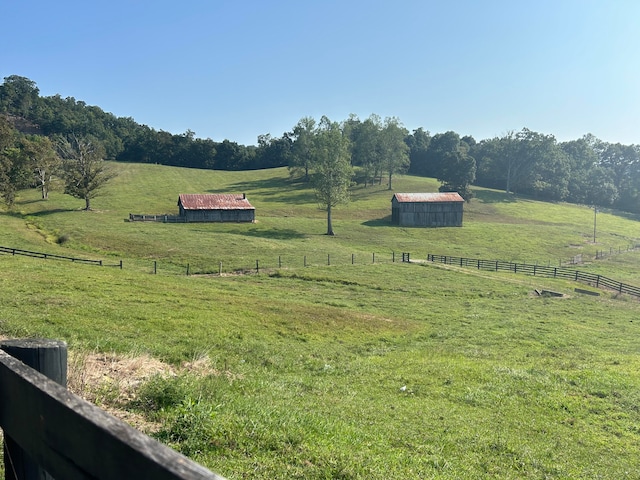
177 193 255 222
391 192 464 227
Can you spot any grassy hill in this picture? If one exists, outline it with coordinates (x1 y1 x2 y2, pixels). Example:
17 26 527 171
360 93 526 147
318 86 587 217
2 164 640 479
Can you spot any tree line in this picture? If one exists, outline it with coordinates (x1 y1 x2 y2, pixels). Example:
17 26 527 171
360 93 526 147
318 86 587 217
1 74 639 215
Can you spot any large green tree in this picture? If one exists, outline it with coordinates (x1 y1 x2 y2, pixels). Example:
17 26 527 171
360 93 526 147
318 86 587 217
0 116 31 206
310 117 353 236
380 117 410 190
21 135 60 199
345 114 383 187
428 132 476 199
289 117 317 182
57 134 116 210
0 75 40 118
406 127 432 176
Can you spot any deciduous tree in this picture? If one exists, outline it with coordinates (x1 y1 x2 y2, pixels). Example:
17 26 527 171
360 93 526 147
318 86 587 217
380 117 410 190
311 117 353 236
21 135 60 199
57 134 115 210
0 116 30 206
289 117 316 182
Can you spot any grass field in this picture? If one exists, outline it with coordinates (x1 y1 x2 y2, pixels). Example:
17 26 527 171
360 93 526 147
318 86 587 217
2 164 640 479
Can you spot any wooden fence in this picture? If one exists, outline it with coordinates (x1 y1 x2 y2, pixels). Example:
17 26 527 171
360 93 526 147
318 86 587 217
0 246 121 268
129 214 185 223
427 254 640 298
0 339 225 480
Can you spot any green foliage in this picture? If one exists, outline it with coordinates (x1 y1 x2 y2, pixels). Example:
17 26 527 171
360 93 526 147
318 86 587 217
307 117 353 235
57 134 116 210
0 75 39 117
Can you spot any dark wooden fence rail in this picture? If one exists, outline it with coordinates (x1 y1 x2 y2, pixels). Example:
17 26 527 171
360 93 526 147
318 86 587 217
427 254 640 298
0 339 225 480
129 214 185 223
0 246 122 267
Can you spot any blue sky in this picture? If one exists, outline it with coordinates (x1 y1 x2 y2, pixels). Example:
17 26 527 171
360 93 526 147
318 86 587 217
2 1 639 146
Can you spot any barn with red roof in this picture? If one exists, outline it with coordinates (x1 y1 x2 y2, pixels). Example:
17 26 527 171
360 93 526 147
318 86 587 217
391 192 464 227
177 193 255 223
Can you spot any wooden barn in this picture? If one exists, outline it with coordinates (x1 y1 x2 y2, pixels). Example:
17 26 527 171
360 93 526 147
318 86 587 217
391 192 464 227
177 193 255 223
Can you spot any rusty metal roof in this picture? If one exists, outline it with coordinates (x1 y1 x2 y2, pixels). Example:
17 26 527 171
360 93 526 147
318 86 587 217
392 192 465 203
178 194 255 210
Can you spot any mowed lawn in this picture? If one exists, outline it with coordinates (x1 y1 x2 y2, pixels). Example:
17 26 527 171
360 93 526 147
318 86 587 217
1 164 640 479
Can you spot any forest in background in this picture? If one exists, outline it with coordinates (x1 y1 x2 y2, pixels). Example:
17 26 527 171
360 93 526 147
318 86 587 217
1 74 639 213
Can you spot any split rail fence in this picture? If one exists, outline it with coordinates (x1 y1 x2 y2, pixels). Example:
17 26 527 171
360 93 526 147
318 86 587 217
0 246 121 268
427 253 640 298
0 339 225 480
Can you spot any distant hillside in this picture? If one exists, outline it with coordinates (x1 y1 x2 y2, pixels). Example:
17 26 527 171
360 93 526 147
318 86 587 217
2 74 640 214
2 113 41 135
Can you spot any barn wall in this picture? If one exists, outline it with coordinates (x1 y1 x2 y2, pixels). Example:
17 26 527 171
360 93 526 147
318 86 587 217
181 209 255 223
392 200 463 227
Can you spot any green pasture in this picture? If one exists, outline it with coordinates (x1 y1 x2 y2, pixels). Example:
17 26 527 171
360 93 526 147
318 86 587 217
1 164 640 479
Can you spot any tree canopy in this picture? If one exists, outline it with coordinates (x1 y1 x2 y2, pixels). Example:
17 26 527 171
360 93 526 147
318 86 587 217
57 134 116 210
308 117 353 236
2 75 640 214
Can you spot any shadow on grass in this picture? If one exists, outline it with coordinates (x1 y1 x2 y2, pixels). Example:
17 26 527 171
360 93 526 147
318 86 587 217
242 227 306 240
9 208 78 218
222 176 316 203
362 217 393 227
189 226 306 240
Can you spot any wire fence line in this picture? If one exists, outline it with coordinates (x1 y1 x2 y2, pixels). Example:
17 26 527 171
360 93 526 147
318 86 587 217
3 244 640 298
426 253 640 298
164 251 412 276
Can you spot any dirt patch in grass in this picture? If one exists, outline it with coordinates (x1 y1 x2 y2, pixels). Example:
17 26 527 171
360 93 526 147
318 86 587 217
68 351 223 434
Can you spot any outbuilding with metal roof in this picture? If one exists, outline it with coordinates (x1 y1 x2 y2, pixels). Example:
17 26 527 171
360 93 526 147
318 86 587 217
177 193 255 223
391 192 464 227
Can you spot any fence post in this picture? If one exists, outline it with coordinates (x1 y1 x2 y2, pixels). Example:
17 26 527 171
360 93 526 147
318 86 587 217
219 261 222 276
153 261 157 274
372 253 375 264
392 252 395 263
1 339 67 480
352 254 355 265
327 254 330 266
186 264 190 276
256 260 259 274
119 260 123 270
304 256 307 267
278 256 282 268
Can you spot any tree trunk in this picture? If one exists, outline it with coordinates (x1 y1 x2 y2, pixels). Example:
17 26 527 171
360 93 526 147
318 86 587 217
388 171 393 190
84 197 91 210
326 204 334 236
